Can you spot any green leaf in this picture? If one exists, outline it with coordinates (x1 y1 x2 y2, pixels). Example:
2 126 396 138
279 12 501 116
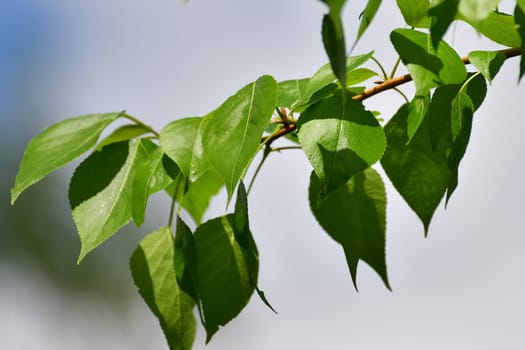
174 218 199 304
458 11 521 47
406 94 430 143
298 93 386 194
70 139 148 262
346 68 378 86
276 78 309 108
396 0 431 27
458 0 500 23
356 0 382 43
132 143 174 227
194 214 255 342
130 227 196 350
429 0 459 48
381 104 450 234
390 28 467 95
309 168 389 290
515 4 525 80
11 112 121 204
96 124 151 151
467 50 506 83
202 75 277 200
160 117 202 181
322 14 347 88
180 171 223 225
304 52 373 105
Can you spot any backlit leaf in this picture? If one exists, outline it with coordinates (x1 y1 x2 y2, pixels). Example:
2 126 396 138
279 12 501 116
390 28 466 95
130 227 196 350
276 78 309 108
468 50 506 82
202 75 277 200
180 171 223 225
298 93 386 194
96 124 151 151
11 112 121 204
458 11 521 47
70 139 149 262
396 0 430 27
309 168 390 290
458 0 500 24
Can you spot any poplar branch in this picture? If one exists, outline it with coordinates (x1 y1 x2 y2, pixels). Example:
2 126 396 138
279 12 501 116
262 47 522 146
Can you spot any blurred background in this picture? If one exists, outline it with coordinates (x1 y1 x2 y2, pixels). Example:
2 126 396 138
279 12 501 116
1 0 524 349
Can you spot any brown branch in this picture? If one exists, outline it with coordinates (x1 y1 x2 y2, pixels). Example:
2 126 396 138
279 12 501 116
262 47 522 146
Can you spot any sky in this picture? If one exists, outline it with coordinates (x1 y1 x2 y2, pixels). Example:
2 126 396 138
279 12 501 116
1 1 524 349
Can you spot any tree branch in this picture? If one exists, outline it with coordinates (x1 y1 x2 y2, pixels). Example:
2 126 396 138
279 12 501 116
262 47 522 146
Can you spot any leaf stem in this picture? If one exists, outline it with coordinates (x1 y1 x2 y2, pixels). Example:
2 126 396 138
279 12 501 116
247 145 271 195
123 113 160 137
389 56 402 79
168 174 183 227
370 56 388 80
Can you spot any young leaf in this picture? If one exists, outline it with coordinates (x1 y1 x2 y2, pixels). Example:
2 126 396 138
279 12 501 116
390 29 467 96
396 0 431 27
467 50 506 82
390 28 466 95
202 75 277 200
381 104 450 234
406 94 430 143
515 4 525 80
346 68 378 86
70 139 149 262
309 168 390 290
298 93 386 194
458 11 521 47
132 144 174 227
194 214 255 342
130 227 196 350
356 0 382 44
96 124 151 151
11 112 121 204
458 0 500 24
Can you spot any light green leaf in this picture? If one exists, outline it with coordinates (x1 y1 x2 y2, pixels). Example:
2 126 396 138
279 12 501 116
298 93 386 194
96 124 151 151
276 78 309 108
160 117 202 181
458 11 521 47
130 227 196 350
406 94 430 143
202 75 277 200
132 142 174 227
381 104 450 234
11 112 121 204
70 140 148 262
467 50 506 82
304 52 373 105
194 214 255 342
458 0 500 23
309 168 389 290
356 0 382 43
390 28 467 95
346 68 378 86
180 171 223 225
515 4 525 80
396 0 431 27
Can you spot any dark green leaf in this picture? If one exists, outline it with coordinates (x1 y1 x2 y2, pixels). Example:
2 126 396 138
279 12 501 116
202 75 277 200
194 214 255 342
298 93 386 194
468 50 506 82
96 124 151 151
458 11 521 47
381 104 450 234
322 14 347 87
70 139 149 262
174 218 199 304
11 112 121 204
515 4 525 80
132 142 174 227
130 227 196 350
429 0 459 48
396 0 431 27
309 168 389 290
356 0 382 43
390 28 467 95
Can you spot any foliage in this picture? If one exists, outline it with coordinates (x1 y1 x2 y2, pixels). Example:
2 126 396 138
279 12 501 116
11 1 524 349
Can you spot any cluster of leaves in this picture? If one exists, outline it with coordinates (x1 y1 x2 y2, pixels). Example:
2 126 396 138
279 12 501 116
10 0 525 349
